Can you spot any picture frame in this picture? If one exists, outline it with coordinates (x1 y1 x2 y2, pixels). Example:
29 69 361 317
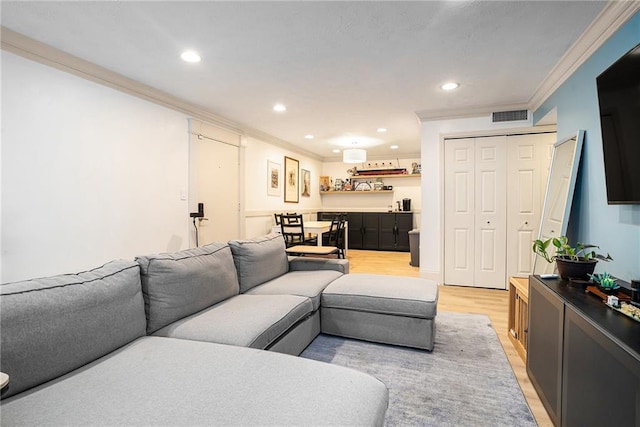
267 160 281 197
319 176 331 192
284 156 299 203
301 169 311 197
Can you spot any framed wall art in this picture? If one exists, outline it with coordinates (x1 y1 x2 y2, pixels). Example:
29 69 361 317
301 169 311 197
319 175 331 192
284 156 299 203
267 160 281 197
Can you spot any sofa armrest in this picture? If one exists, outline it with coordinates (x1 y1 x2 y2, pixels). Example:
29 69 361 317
288 257 349 274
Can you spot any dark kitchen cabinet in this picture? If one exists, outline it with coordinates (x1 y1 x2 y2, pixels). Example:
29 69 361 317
379 213 412 251
346 213 379 250
319 212 412 252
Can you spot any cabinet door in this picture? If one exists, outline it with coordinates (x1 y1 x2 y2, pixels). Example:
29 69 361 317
395 213 413 251
347 213 363 249
378 213 396 250
362 213 379 250
562 307 640 427
527 277 564 427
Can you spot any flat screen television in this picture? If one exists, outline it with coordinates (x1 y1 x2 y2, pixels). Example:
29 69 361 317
596 42 640 204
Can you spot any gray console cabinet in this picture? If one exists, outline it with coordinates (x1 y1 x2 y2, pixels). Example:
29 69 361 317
528 275 640 427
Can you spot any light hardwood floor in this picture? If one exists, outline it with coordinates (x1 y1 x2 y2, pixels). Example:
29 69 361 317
347 249 553 427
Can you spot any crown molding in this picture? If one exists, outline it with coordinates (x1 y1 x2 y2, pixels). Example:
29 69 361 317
416 103 529 122
0 26 323 161
529 1 640 112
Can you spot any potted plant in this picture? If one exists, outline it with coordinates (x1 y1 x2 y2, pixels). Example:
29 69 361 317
589 272 620 293
532 236 612 280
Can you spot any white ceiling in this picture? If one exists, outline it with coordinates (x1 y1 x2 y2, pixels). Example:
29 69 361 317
1 1 607 160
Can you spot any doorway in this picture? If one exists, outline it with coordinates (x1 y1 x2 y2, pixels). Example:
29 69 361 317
189 120 241 246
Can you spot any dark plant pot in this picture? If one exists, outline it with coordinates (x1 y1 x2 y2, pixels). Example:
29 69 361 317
555 257 597 280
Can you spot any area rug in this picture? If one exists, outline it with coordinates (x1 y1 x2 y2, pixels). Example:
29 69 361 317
300 312 536 427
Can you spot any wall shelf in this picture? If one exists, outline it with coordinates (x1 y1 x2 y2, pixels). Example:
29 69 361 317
320 190 393 195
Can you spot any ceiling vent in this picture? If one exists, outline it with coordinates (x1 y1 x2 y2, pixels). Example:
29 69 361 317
492 109 529 123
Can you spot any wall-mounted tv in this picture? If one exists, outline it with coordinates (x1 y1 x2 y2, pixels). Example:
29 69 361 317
596 42 640 205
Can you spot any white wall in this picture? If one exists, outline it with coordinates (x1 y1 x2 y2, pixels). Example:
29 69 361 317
420 116 534 281
243 136 323 238
1 52 190 282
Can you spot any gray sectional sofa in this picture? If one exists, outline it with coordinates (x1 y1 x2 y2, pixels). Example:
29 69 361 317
1 232 438 426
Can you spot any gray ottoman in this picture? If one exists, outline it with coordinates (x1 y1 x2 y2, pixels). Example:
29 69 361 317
320 274 439 350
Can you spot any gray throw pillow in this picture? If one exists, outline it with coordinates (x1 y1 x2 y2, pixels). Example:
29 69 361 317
136 242 239 334
228 233 289 293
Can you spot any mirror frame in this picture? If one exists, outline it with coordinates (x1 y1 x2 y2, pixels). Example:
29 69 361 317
533 130 585 275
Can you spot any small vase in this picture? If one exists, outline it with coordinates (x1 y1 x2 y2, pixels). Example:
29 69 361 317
555 257 597 280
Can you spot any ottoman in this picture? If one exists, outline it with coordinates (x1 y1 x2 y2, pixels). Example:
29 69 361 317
320 274 439 350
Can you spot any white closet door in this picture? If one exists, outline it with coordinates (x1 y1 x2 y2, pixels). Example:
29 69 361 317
474 136 507 289
444 138 475 286
506 133 556 278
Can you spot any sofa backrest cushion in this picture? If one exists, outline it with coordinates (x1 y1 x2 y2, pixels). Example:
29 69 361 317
228 233 289 293
0 260 145 398
136 242 239 334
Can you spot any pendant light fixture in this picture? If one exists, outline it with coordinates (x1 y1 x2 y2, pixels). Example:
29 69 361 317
343 141 366 163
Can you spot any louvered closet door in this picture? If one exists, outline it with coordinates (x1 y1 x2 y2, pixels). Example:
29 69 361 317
506 133 556 278
444 138 475 286
474 136 507 288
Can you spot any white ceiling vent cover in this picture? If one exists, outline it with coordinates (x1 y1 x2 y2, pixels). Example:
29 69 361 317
492 110 529 123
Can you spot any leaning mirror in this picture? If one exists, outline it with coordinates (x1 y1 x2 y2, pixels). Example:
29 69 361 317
533 130 585 275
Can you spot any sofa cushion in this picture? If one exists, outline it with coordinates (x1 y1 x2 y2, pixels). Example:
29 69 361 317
0 336 389 426
153 294 313 350
136 242 239 334
246 270 343 311
0 260 145 398
228 233 289 293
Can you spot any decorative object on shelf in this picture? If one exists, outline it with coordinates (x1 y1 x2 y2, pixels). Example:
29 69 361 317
334 178 344 191
586 285 630 302
589 272 620 293
532 235 612 280
319 176 331 192
343 178 352 191
355 168 407 176
300 169 311 197
354 181 372 191
411 162 422 174
607 301 640 322
284 156 299 203
267 160 281 197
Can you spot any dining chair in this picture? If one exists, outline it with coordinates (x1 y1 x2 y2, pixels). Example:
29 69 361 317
325 214 346 258
279 214 317 247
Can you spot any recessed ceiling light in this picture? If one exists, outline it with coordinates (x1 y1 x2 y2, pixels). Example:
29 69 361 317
377 128 387 133
304 134 314 139
390 145 399 149
441 82 459 91
181 50 201 63
273 104 287 112
332 149 341 153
